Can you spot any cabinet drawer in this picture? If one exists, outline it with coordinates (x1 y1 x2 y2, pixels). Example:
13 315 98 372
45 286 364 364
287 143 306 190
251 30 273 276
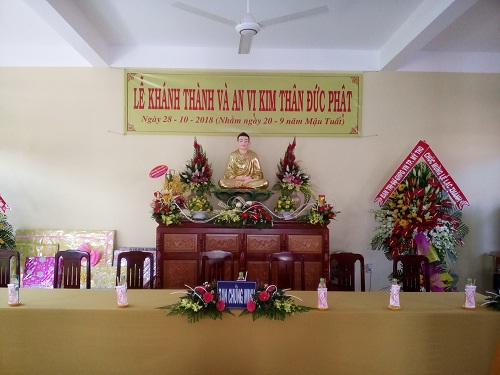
247 234 280 253
288 235 323 253
163 233 197 253
205 234 239 251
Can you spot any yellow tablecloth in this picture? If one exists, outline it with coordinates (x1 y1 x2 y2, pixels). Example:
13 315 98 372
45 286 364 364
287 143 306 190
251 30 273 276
1 289 499 375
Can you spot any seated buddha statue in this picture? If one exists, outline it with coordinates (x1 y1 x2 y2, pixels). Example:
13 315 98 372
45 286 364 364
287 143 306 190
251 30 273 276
218 132 269 189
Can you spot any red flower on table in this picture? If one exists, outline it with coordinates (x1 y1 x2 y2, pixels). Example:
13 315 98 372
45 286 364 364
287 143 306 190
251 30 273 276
203 292 214 303
246 300 256 312
258 291 270 302
216 300 225 312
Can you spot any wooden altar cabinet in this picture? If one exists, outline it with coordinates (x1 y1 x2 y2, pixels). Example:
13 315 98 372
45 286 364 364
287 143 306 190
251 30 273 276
156 221 330 290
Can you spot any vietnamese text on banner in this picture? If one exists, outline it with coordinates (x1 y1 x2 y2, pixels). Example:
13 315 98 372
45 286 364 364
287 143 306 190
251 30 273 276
125 70 362 136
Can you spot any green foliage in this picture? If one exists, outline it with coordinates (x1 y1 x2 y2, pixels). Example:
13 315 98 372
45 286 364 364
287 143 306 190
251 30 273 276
483 291 500 310
0 213 16 249
239 283 312 321
158 282 232 323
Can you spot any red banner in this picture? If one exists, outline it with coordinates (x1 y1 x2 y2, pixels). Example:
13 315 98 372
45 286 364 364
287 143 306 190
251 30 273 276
375 140 469 210
421 148 470 210
0 195 10 213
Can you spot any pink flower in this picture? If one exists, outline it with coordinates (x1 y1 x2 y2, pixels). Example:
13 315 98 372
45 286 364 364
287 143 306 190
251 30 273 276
247 300 256 312
203 292 214 303
258 291 270 301
216 300 225 311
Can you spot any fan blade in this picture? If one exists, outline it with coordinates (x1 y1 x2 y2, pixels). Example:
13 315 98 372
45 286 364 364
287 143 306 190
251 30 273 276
259 5 329 28
238 33 254 54
172 2 237 27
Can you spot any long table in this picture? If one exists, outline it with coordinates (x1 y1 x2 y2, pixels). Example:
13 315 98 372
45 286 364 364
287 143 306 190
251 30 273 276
1 289 499 375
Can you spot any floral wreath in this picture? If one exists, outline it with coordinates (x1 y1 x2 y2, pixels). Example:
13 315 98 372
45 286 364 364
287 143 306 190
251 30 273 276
158 282 232 323
371 162 469 291
239 283 312 321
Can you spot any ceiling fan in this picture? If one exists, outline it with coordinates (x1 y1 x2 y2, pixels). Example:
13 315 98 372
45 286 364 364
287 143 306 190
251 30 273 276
172 1 329 54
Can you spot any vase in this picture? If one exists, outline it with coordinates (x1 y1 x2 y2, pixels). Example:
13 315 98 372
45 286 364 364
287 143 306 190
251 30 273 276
191 211 209 220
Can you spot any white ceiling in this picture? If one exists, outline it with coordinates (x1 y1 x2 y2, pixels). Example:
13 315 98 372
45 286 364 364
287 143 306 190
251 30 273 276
1 0 499 72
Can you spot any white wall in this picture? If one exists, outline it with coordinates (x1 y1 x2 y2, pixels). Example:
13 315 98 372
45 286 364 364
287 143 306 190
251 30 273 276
1 68 499 292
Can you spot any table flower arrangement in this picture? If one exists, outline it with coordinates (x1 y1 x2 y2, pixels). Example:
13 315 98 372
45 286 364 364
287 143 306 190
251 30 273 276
179 138 215 198
0 211 16 249
273 138 313 212
483 291 500 310
150 171 186 226
159 282 232 323
371 162 469 291
240 283 312 321
212 199 273 228
305 200 339 225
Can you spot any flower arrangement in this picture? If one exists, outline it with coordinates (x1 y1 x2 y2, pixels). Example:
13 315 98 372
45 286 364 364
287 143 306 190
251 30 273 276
240 283 312 321
274 194 296 213
212 199 273 228
0 212 16 249
305 201 338 225
483 291 500 310
371 162 469 291
150 172 186 226
187 193 212 212
273 138 313 199
240 201 273 227
158 282 232 323
179 138 215 196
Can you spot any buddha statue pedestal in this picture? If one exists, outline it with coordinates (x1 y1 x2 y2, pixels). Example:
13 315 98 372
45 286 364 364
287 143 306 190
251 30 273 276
213 189 273 203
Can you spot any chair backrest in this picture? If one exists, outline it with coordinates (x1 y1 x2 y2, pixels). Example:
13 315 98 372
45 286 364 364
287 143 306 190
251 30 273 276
199 250 234 284
54 250 91 289
393 254 430 292
0 250 21 287
268 252 305 291
116 251 155 289
329 252 365 291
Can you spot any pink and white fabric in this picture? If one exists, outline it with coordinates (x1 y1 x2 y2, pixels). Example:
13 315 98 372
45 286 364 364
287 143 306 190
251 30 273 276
23 257 55 288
